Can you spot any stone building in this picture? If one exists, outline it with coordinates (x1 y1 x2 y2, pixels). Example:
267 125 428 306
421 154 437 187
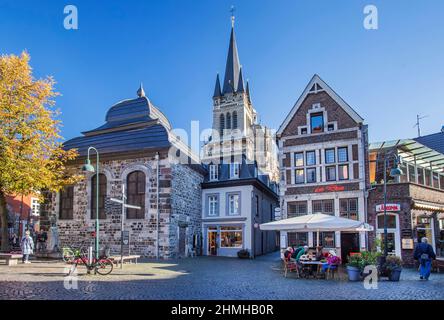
367 138 444 266
201 18 279 182
45 86 204 259
276 74 370 262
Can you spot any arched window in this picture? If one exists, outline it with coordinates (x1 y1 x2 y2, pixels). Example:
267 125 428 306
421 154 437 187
219 114 225 134
126 170 146 219
59 185 74 220
226 112 231 129
232 111 238 129
91 173 107 219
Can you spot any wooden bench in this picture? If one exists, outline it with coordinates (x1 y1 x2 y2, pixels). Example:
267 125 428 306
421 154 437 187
0 253 23 266
433 258 444 273
109 255 141 266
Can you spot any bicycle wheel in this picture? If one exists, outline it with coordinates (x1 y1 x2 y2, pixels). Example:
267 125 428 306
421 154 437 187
62 247 75 263
95 258 113 275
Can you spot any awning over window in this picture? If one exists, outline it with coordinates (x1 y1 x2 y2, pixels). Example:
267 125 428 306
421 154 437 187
413 200 444 213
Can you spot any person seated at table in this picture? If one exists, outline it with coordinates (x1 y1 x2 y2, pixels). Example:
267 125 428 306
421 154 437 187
283 247 294 260
294 245 309 262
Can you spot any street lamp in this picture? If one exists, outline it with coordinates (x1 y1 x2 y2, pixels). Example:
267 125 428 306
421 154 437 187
82 147 100 260
381 154 404 257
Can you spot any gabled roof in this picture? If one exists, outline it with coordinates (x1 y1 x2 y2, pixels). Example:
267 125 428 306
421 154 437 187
277 74 364 136
414 131 444 154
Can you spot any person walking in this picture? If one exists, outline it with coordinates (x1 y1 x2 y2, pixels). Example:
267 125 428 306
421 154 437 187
21 230 35 264
413 237 436 280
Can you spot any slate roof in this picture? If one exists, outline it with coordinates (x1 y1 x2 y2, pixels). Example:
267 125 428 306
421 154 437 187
414 131 444 155
63 95 172 157
202 161 278 196
222 26 244 94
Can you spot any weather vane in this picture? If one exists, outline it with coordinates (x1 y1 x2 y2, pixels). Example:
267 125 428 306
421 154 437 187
230 5 236 27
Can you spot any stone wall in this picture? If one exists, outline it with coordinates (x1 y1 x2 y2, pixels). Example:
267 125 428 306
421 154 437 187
47 153 204 259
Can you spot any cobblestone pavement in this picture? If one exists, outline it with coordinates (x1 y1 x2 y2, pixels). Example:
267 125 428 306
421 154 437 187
0 252 443 300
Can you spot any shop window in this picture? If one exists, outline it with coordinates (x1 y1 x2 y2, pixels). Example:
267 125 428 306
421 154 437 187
340 198 358 220
220 226 243 248
325 149 335 164
377 214 397 229
312 199 334 215
287 201 307 218
288 232 308 247
126 170 146 219
310 112 324 133
306 168 316 183
319 232 335 247
326 166 336 181
306 151 316 166
59 185 74 220
338 164 349 180
295 169 305 184
91 173 107 220
338 147 348 162
295 152 304 167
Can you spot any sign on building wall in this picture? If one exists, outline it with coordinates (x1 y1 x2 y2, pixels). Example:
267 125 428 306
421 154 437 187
376 203 401 212
401 238 414 250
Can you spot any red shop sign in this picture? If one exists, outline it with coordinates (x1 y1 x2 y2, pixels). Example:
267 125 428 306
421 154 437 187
314 185 345 193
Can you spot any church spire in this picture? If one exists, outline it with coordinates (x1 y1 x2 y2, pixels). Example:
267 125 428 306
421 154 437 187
213 73 222 98
246 80 251 103
222 13 242 94
237 67 245 93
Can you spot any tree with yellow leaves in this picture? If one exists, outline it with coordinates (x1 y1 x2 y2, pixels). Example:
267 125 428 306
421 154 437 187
0 52 79 251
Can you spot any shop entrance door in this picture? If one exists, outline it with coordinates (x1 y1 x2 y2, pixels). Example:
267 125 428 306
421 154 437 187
341 232 359 263
207 231 218 256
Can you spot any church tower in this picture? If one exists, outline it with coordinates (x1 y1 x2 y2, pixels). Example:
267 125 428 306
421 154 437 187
202 16 279 182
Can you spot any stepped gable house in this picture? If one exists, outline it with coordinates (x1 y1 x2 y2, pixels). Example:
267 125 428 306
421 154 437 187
46 86 204 259
276 75 370 262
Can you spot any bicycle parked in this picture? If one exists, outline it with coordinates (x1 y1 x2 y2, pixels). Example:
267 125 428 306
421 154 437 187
67 251 114 275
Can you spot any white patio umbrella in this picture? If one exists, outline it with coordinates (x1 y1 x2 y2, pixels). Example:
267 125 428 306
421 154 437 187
259 213 373 247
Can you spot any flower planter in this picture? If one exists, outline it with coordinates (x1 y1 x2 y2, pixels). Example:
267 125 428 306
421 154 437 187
388 267 402 281
346 266 361 281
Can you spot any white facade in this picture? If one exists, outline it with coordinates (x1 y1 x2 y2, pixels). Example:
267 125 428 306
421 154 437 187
202 185 253 257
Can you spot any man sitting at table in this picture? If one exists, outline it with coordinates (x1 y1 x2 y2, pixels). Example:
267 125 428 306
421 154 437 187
293 245 309 262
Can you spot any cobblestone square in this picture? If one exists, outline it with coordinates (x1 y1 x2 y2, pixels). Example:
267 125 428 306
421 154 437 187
0 253 443 300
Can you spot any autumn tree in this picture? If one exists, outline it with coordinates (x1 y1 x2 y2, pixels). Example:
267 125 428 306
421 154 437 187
0 52 78 251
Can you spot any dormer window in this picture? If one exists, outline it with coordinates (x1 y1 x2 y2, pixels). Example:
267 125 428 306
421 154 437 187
310 112 324 133
209 164 218 181
230 163 240 179
327 124 335 131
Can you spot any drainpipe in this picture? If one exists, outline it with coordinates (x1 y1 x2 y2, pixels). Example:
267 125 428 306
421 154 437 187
155 152 160 260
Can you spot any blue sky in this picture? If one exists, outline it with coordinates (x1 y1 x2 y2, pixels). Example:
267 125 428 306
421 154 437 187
1 0 443 143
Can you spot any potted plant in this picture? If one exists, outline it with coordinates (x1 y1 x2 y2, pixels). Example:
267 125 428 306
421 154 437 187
346 254 362 281
384 256 403 281
360 251 381 279
237 249 250 259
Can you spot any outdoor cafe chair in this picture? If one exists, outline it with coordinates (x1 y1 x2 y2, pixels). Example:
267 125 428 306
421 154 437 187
283 257 300 278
